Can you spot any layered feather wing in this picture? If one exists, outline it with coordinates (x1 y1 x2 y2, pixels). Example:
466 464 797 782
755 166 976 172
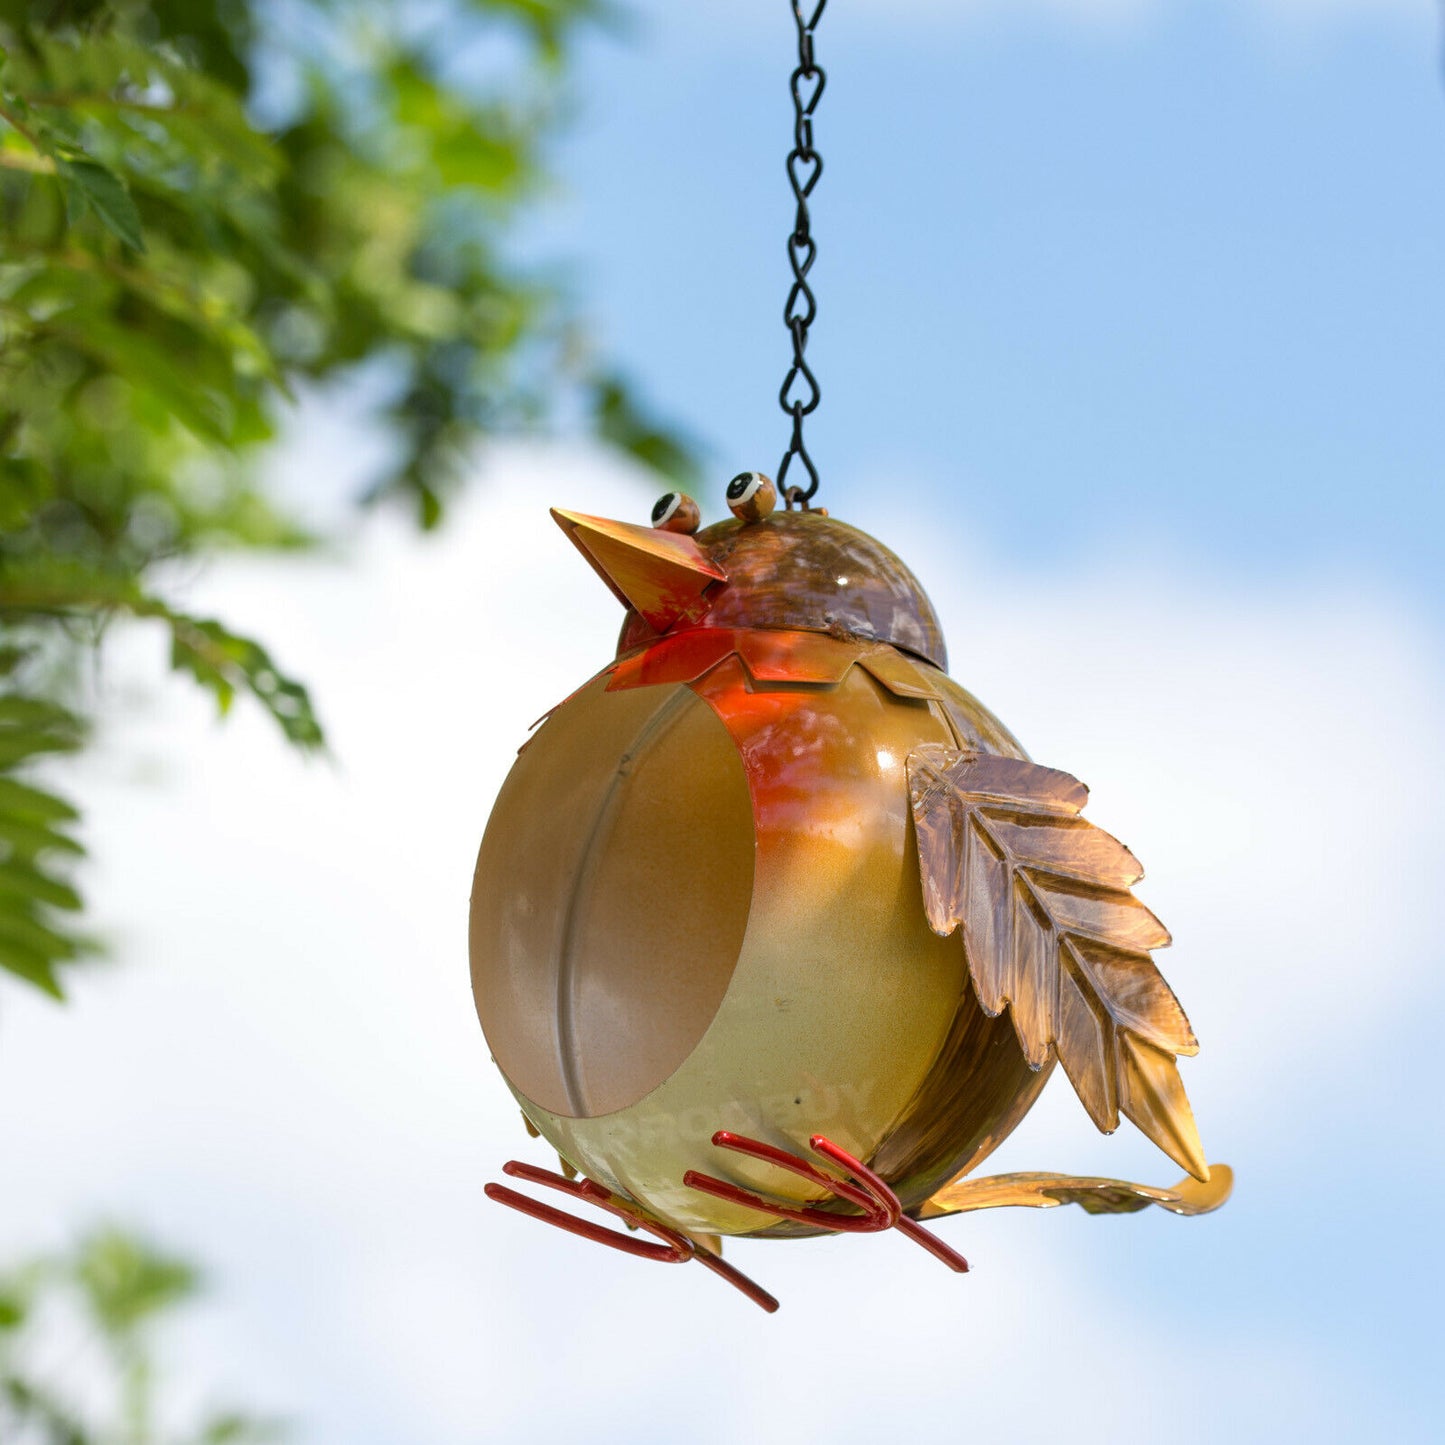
906 744 1209 1181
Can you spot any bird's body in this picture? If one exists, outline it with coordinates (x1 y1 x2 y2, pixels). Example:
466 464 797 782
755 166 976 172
471 490 1229 1300
473 622 1048 1235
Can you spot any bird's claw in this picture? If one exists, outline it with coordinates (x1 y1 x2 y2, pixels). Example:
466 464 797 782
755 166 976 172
685 1131 969 1273
485 1161 779 1312
486 1131 965 1315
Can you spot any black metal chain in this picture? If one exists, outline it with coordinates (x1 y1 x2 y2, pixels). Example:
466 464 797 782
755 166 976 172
777 1 826 509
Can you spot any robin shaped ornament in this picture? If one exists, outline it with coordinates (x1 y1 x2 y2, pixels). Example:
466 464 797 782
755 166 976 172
470 475 1231 1313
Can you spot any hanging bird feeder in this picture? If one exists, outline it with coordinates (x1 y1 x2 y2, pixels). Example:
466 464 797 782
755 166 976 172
469 2 1230 1314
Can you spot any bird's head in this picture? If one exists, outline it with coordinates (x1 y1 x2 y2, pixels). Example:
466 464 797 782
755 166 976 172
552 472 948 669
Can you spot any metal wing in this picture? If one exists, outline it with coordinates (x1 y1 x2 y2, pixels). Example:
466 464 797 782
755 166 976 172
919 1165 1233 1220
906 744 1209 1181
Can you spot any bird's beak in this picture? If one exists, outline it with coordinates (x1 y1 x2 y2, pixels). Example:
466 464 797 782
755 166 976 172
552 509 727 633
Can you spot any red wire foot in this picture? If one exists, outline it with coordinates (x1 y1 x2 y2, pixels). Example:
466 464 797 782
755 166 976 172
684 1131 969 1273
485 1161 779 1313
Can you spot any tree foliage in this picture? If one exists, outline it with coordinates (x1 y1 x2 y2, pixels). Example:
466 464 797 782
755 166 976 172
0 0 693 998
0 1226 283 1444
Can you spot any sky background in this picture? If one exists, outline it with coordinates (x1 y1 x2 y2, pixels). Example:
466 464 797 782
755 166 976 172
3 2 1444 1443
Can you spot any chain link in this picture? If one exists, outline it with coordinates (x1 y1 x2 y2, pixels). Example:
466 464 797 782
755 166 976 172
777 1 826 509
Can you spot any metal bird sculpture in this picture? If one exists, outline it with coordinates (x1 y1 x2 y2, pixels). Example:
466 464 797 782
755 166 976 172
471 473 1230 1312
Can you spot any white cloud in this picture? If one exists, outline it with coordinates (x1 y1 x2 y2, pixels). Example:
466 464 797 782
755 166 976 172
0 445 1438 1441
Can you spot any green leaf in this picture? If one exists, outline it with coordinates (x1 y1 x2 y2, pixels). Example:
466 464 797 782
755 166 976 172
74 1228 200 1337
0 775 80 825
0 1376 90 1445
0 908 83 965
0 676 87 997
158 606 325 751
0 859 82 912
196 1411 288 1444
592 374 701 488
0 813 84 857
55 316 233 442
0 936 65 997
0 697 84 770
56 153 146 253
0 459 48 530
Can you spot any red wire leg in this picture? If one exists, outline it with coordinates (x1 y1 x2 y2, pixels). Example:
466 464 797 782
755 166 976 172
487 1162 687 1261
689 1244 780 1314
485 1161 779 1312
684 1131 892 1232
685 1131 968 1273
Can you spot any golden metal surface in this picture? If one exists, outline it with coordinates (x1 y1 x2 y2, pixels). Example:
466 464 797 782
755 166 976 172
470 498 1226 1247
478 654 1042 1236
471 677 754 1118
919 1164 1234 1221
552 509 725 634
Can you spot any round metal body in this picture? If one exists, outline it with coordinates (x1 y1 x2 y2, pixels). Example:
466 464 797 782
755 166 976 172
471 621 1051 1238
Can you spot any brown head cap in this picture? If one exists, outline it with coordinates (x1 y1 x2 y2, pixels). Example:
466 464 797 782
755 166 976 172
555 506 947 671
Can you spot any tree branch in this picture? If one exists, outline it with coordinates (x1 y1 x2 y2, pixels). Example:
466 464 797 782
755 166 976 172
27 93 199 118
0 150 55 175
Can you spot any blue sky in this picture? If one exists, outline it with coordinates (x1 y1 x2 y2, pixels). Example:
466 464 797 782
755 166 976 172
2 5 1443 1443
550 0 1443 614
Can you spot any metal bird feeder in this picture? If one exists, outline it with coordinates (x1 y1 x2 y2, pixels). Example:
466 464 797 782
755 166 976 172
468 2 1230 1313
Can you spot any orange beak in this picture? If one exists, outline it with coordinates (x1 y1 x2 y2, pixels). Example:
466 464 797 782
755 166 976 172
552 509 728 634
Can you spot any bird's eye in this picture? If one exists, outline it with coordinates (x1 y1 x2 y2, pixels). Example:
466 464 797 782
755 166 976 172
726 471 776 523
650 491 701 534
